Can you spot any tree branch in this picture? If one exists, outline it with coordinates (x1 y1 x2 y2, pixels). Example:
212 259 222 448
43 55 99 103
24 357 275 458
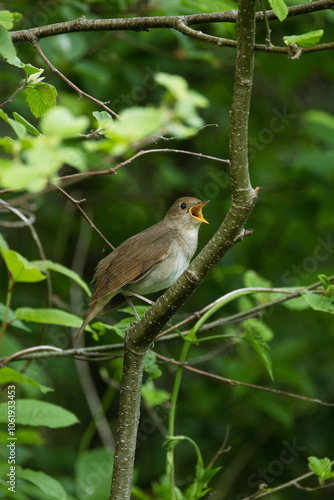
245 461 334 499
109 0 258 497
154 353 334 407
32 41 120 119
57 148 229 181
10 1 334 44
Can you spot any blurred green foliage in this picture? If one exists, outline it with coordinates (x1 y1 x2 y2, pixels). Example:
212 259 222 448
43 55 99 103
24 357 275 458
0 0 334 499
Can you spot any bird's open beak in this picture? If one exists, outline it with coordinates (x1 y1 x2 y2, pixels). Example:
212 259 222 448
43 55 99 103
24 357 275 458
190 200 209 224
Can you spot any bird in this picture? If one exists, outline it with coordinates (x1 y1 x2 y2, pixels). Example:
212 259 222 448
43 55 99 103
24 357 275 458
75 197 209 342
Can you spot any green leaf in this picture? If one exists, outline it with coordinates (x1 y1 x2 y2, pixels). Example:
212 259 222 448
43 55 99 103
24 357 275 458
25 83 58 118
0 303 31 332
302 290 334 314
308 456 334 484
318 274 332 294
244 269 272 289
284 30 324 48
2 250 46 282
13 112 41 136
181 0 235 13
17 467 67 499
0 232 9 253
0 367 52 393
32 260 92 296
41 106 89 138
141 380 170 407
93 110 113 122
15 307 84 327
243 328 273 379
0 25 16 59
76 448 114 500
0 108 27 138
106 106 166 143
268 0 288 22
303 110 334 131
0 10 22 29
4 54 26 68
143 352 162 379
94 305 149 339
0 399 79 427
155 72 189 99
283 296 309 311
23 63 42 77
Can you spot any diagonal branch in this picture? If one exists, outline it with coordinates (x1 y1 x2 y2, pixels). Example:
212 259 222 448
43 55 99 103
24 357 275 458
32 40 120 119
109 0 258 498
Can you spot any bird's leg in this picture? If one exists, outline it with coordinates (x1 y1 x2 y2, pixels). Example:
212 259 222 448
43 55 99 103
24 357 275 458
127 289 155 306
125 296 141 322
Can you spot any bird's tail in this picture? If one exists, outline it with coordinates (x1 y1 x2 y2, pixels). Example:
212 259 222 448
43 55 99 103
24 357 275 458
74 314 92 343
75 294 114 343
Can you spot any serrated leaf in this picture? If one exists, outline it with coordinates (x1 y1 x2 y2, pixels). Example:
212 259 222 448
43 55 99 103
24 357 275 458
302 290 334 314
284 30 324 48
2 250 46 282
25 83 58 118
0 399 79 427
13 112 41 136
17 467 67 499
4 54 25 68
15 307 84 327
0 25 16 59
32 260 92 296
41 106 89 138
308 456 334 484
268 0 288 22
0 367 52 393
0 10 18 29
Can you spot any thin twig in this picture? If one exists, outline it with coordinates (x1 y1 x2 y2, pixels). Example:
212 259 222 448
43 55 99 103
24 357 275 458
58 148 230 181
32 40 120 119
206 424 231 469
245 460 334 499
0 82 28 108
154 353 334 407
54 184 115 250
156 277 334 339
257 0 272 46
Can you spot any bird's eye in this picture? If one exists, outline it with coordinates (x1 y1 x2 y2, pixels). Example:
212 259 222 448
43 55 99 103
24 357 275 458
180 202 187 210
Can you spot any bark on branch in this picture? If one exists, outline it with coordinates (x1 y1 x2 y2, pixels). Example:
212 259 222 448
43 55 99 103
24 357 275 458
10 0 334 45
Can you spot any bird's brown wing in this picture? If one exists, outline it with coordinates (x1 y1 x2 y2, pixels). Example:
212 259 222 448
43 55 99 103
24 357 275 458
90 221 171 304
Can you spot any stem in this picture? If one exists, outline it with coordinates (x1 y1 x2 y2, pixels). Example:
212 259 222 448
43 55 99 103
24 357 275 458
166 340 191 498
0 82 28 108
0 278 14 348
